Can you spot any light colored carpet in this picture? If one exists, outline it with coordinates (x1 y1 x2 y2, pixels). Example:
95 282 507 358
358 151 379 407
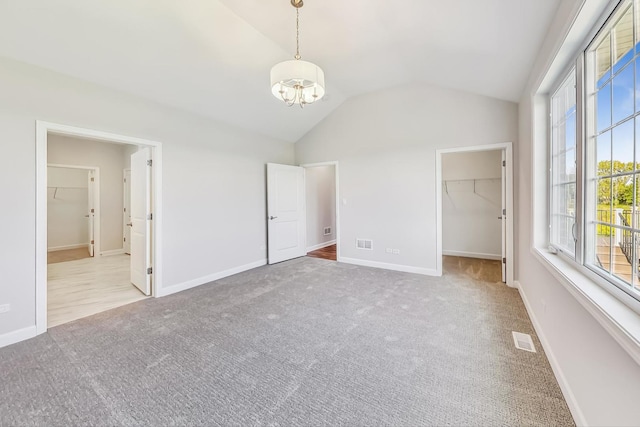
47 247 91 264
0 257 574 426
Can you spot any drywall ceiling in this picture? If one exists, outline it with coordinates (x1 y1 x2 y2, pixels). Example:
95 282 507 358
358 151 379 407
0 0 560 142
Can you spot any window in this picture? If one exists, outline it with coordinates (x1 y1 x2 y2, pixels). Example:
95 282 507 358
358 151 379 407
550 72 577 257
550 0 640 301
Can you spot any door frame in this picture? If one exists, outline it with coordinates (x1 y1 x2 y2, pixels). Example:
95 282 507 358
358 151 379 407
300 161 341 261
47 163 101 256
435 142 514 287
35 121 164 334
123 168 131 255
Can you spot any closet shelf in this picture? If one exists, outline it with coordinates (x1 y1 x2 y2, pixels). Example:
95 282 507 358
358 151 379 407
443 177 501 195
47 186 87 199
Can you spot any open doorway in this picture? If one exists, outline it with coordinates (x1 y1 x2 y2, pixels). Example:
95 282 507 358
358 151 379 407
46 135 147 327
303 163 338 261
36 122 163 333
436 143 514 286
265 162 340 264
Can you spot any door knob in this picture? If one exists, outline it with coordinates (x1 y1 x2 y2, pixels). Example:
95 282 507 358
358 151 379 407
269 216 278 220
126 223 133 227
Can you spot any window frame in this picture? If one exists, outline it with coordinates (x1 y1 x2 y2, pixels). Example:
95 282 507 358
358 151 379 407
548 65 580 259
533 0 640 370
548 0 640 305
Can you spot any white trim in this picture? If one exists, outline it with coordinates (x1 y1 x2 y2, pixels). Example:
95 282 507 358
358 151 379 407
532 248 640 365
300 161 341 261
339 257 439 276
157 259 267 297
0 326 37 349
47 163 101 257
48 244 88 252
100 249 126 257
442 250 501 261
515 280 586 426
36 121 163 335
123 168 131 255
306 240 337 252
435 142 514 287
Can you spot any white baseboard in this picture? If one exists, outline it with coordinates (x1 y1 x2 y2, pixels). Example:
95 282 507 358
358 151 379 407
157 259 267 297
47 243 88 252
306 240 337 252
0 325 37 349
100 249 125 257
442 250 501 261
515 280 585 426
339 257 439 276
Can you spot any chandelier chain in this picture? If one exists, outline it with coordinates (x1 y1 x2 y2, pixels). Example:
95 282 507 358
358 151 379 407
295 8 301 60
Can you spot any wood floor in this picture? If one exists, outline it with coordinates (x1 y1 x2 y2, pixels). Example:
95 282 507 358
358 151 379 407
48 254 148 328
307 244 337 261
48 247 91 264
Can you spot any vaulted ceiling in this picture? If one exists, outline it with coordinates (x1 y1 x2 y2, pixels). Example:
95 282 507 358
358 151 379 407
0 0 561 142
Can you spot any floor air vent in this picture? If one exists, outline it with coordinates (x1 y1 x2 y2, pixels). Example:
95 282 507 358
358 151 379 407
356 238 373 250
512 331 536 353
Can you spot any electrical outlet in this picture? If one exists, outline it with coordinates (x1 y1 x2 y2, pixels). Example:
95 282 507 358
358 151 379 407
386 248 392 254
0 304 10 314
392 249 400 255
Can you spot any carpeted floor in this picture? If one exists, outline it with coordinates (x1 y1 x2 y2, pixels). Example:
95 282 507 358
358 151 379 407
0 257 574 426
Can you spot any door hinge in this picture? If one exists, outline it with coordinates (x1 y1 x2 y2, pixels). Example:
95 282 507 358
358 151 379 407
91 240 95 244
503 208 506 215
147 159 152 167
502 160 506 167
123 237 126 242
124 208 126 212
147 267 153 275
91 208 94 213
124 178 126 183
502 257 506 264
147 213 153 220
91 177 95 182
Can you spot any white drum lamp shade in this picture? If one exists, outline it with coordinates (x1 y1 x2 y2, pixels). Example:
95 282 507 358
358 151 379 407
271 59 325 105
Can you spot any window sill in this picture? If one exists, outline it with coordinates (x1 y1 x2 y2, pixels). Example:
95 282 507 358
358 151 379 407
532 247 640 366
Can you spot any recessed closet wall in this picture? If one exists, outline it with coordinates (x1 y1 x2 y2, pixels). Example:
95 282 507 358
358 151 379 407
47 167 89 251
441 150 502 260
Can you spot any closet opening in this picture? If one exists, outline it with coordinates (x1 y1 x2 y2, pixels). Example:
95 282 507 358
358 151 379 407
436 143 514 286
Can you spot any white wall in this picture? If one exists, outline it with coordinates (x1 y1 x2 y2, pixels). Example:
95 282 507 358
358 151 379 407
518 0 640 425
442 151 502 259
305 165 336 250
48 135 126 252
47 167 89 250
123 144 138 170
295 83 517 274
0 57 293 340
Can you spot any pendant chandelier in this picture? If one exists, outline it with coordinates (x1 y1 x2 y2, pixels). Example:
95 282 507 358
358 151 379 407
270 0 325 107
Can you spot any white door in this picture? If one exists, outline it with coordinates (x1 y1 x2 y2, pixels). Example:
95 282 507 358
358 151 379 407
123 169 132 255
501 150 507 283
130 148 152 295
267 163 306 264
87 170 95 257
